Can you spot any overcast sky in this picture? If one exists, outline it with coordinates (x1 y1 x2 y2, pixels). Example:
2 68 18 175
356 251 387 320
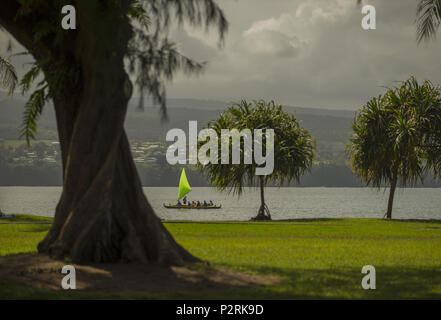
2 0 441 111
165 0 441 110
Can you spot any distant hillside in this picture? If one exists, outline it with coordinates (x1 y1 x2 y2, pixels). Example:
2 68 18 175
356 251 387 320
1 95 439 187
0 96 354 163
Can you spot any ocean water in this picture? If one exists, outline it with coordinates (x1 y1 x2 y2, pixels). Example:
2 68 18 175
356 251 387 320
1 187 440 221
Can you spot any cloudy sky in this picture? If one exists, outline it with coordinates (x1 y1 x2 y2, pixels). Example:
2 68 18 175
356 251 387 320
2 0 441 111
165 0 441 110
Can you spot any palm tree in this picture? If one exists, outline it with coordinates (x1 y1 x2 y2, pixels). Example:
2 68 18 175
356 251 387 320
199 100 315 220
348 77 440 219
413 79 441 180
0 55 17 94
415 1 441 191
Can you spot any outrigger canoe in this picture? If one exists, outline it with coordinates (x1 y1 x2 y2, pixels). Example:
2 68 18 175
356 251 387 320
165 168 222 210
163 204 222 209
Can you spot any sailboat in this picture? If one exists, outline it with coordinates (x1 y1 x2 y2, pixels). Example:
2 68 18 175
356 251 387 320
163 168 221 209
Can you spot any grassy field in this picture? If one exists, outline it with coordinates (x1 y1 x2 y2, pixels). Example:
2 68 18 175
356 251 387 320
1 215 441 299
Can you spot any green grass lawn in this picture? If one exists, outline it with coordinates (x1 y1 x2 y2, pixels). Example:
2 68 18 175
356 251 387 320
1 215 441 299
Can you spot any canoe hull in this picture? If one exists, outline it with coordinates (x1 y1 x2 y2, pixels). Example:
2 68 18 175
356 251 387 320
163 204 222 209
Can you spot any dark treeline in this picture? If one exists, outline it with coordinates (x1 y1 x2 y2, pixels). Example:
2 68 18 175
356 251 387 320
2 162 440 187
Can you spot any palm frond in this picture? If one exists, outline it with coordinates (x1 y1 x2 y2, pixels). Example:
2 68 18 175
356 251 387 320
128 29 205 120
19 86 49 147
0 55 18 95
141 0 228 42
19 64 41 94
416 0 441 43
127 0 228 119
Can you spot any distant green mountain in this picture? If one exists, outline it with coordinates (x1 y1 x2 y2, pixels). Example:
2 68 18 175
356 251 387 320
0 95 354 165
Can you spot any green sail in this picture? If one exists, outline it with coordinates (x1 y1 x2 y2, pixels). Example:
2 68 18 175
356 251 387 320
178 168 191 200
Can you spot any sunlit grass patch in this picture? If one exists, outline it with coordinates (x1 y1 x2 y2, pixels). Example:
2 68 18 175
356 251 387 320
1 215 441 299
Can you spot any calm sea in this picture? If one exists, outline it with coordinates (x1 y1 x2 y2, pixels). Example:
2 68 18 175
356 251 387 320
0 187 440 221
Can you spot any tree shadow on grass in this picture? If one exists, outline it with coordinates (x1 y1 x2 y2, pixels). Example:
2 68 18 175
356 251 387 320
0 253 279 299
229 264 441 299
389 219 441 225
1 254 440 299
165 218 342 226
276 218 341 223
20 225 52 233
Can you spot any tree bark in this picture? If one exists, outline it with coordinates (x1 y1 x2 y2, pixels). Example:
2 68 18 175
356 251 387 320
1 1 199 265
38 129 198 264
252 176 271 221
386 166 398 219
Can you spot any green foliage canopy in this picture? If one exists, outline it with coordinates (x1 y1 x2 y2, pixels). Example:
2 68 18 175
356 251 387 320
348 77 441 188
199 100 315 195
1 0 227 145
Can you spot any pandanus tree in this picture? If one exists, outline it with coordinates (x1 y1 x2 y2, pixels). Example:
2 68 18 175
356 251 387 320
413 80 441 182
198 100 315 220
348 77 441 219
416 0 441 165
0 0 227 264
353 1 441 216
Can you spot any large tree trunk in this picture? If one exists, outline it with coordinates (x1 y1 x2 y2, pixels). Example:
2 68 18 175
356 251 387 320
385 167 398 219
38 129 197 264
1 1 198 265
252 177 271 221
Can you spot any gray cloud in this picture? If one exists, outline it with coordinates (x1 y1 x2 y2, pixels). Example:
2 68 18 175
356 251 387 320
2 0 441 111
166 0 441 110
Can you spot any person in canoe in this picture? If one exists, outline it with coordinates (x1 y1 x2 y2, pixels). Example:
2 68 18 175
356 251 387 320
163 168 221 209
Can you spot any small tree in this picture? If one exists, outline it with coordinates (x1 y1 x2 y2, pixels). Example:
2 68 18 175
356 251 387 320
199 100 315 220
348 77 441 219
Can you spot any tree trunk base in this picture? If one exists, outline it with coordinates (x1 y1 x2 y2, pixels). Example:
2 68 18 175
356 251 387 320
251 204 272 221
38 133 199 266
